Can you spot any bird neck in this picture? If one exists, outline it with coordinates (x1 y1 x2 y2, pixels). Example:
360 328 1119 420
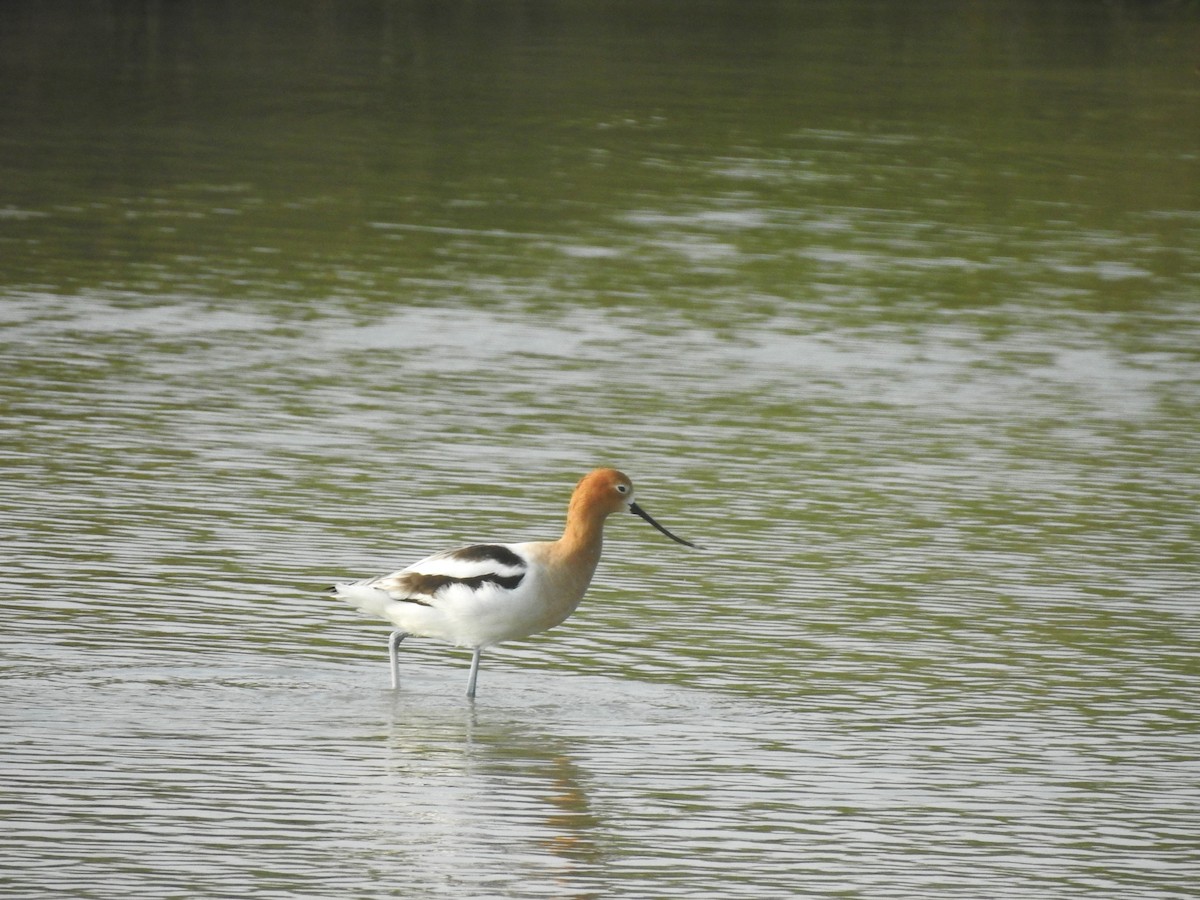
559 511 605 567
559 513 604 564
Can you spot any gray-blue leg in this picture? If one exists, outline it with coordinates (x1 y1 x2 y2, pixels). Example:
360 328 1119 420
388 631 408 690
466 647 482 699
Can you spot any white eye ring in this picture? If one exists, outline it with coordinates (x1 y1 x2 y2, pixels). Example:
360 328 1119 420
615 484 629 494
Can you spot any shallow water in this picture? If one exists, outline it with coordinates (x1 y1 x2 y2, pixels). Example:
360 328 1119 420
3 2 1199 897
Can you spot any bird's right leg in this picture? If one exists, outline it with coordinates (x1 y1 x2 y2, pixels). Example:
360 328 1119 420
388 631 408 690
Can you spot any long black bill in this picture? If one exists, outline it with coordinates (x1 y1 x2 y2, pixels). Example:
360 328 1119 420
629 501 698 549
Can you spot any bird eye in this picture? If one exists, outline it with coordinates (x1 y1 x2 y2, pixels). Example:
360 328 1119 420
615 484 629 494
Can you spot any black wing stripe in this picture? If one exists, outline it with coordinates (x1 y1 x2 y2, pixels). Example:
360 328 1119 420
397 570 525 600
444 544 526 569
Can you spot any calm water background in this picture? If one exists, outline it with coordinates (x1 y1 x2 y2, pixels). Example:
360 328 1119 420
2 1 1198 897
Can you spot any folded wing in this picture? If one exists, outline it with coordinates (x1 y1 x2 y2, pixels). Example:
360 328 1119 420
370 543 529 606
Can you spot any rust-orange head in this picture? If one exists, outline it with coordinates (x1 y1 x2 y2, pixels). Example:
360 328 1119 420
569 468 697 548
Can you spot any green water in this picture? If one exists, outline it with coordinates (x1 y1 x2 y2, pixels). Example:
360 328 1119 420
3 2 1198 898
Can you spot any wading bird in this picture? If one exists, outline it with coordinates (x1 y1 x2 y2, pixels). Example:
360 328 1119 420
330 468 696 698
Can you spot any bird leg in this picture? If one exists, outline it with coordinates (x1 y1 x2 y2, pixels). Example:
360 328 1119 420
466 647 482 699
388 631 408 690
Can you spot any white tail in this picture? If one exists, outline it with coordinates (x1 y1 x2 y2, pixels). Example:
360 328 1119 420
332 582 398 620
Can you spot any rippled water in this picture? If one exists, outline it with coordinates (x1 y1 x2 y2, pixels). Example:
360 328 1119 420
3 2 1199 898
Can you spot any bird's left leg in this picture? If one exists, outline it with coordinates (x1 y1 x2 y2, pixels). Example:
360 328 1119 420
388 631 408 690
466 647 482 699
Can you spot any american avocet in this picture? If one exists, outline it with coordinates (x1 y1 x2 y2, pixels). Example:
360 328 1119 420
330 468 696 698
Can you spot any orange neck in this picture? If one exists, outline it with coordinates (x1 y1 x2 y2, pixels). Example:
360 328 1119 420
554 489 609 572
561 503 605 557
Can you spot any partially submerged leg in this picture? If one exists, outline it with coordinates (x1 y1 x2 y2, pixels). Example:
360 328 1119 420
388 631 408 690
466 647 482 699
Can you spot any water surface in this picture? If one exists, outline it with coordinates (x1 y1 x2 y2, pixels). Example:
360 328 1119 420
2 2 1198 898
